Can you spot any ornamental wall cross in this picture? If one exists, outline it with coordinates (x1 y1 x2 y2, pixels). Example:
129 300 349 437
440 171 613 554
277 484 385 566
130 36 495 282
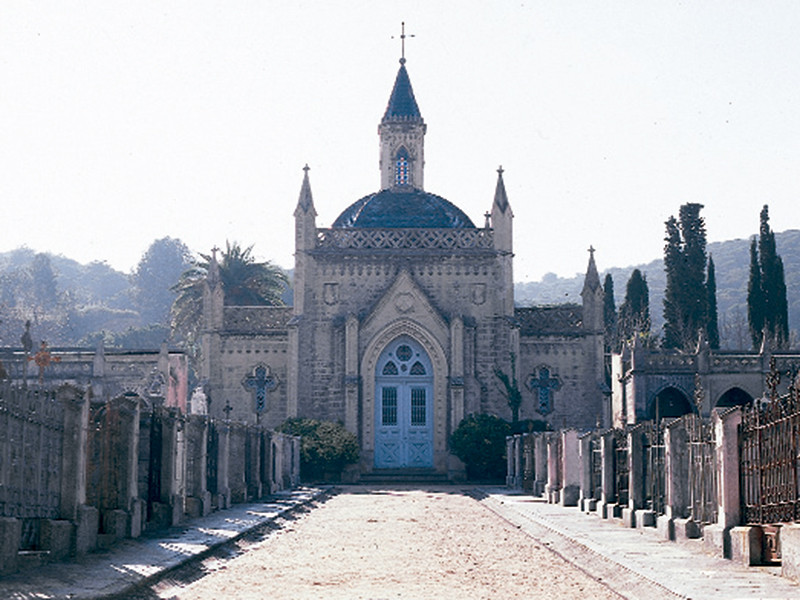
526 367 561 416
242 365 278 413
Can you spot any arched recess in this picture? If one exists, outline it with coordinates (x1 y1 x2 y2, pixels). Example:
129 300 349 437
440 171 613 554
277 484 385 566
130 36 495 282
361 319 448 467
648 386 694 420
716 387 754 408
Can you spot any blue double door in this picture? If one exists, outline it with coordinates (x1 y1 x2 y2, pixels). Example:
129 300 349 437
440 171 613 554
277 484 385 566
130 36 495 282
374 336 433 468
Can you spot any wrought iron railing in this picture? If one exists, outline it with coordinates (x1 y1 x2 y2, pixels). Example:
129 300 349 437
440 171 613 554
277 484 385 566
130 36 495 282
740 386 800 525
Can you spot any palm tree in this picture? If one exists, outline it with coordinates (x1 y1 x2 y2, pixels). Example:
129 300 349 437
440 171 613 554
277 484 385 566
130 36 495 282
170 241 289 344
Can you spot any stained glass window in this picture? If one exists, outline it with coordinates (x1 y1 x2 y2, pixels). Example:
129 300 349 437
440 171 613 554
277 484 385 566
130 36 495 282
382 361 398 375
396 345 413 362
410 361 426 375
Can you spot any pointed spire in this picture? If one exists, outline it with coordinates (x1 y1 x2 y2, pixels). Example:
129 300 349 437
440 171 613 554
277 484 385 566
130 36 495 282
296 164 315 213
582 246 601 293
382 63 422 123
493 166 510 214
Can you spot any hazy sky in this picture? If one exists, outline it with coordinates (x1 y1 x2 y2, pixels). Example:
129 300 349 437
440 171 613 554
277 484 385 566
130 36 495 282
2 1 799 282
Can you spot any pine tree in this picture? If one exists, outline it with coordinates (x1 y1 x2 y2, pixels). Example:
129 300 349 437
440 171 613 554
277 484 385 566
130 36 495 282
706 255 720 349
603 273 617 351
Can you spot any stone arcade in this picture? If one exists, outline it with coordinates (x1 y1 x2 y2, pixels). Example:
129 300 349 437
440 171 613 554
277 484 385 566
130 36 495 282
199 56 606 478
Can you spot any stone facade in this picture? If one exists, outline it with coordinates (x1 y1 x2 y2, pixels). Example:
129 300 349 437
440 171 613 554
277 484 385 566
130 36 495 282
200 59 606 477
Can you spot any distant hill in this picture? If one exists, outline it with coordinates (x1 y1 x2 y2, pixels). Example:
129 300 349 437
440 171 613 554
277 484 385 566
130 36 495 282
515 230 800 351
3 230 798 351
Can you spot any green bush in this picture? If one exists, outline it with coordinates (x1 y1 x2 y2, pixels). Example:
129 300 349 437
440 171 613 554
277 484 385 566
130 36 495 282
277 418 359 482
449 414 511 481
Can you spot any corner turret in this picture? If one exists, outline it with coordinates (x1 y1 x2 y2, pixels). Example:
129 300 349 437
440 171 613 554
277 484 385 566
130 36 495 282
581 247 604 333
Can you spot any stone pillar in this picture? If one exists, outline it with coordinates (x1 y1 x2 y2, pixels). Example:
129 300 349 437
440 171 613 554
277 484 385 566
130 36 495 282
344 314 359 435
545 433 561 503
245 425 262 501
560 429 580 507
781 524 800 584
506 436 515 487
706 407 743 559
58 385 89 521
533 433 547 496
158 409 185 526
522 433 534 492
215 422 231 508
228 423 247 503
598 429 617 518
657 418 688 540
450 316 465 431
513 436 522 489
622 426 644 527
0 517 21 575
578 432 595 511
111 393 141 537
185 415 211 518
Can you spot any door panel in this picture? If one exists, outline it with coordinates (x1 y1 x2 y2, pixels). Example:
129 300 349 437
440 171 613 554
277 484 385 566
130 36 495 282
374 337 433 468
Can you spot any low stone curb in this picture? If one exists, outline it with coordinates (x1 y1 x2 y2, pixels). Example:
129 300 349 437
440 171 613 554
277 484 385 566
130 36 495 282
0 487 330 600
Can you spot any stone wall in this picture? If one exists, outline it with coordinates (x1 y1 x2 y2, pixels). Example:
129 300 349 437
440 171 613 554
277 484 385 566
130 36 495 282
0 383 300 576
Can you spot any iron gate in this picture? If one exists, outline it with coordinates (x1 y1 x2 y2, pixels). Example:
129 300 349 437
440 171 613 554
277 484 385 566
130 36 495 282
685 413 717 526
644 421 666 515
614 428 629 506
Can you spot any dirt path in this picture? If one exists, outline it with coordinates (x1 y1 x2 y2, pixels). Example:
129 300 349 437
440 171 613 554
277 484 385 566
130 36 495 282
163 486 622 599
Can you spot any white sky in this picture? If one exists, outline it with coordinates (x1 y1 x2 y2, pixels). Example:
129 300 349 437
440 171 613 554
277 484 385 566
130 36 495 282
2 1 799 282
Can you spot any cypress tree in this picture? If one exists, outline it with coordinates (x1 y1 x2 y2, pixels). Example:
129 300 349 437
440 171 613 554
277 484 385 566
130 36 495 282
747 237 764 349
619 269 650 345
603 273 617 351
750 205 789 349
662 216 684 349
706 255 720 349
662 204 708 350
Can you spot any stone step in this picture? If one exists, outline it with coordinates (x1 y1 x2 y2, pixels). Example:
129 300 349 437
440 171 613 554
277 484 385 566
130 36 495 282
357 469 451 485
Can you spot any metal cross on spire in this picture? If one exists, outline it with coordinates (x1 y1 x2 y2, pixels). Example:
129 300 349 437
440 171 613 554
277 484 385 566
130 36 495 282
393 21 415 64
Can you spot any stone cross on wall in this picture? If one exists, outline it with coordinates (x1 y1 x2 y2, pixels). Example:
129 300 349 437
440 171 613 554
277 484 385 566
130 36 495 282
242 365 278 413
526 366 561 416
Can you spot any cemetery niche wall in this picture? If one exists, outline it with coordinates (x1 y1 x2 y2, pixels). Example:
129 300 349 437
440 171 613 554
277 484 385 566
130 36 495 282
0 381 300 575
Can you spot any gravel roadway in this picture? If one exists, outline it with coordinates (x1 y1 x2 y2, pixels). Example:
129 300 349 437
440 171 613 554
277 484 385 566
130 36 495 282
160 486 622 600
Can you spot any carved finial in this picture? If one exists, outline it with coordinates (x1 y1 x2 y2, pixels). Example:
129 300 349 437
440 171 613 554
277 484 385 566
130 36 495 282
484 211 492 228
211 245 220 263
303 164 310 174
393 21 415 64
497 165 504 176
589 245 596 258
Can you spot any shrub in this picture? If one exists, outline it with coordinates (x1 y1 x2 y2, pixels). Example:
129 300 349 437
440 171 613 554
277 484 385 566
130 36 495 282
449 414 511 481
277 418 359 482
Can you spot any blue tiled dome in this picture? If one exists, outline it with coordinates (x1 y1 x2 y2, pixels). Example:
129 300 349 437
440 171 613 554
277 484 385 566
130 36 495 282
332 187 475 229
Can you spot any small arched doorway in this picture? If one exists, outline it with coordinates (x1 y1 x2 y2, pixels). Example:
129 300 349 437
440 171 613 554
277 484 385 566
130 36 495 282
374 335 433 468
649 386 694 420
716 387 754 408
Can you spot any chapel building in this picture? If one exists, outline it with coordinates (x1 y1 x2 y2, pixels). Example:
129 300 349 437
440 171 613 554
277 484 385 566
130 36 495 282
199 57 607 477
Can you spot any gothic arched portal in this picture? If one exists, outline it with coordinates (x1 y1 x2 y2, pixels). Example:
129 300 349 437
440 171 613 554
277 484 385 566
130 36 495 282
374 335 434 468
649 386 694 420
716 387 754 408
